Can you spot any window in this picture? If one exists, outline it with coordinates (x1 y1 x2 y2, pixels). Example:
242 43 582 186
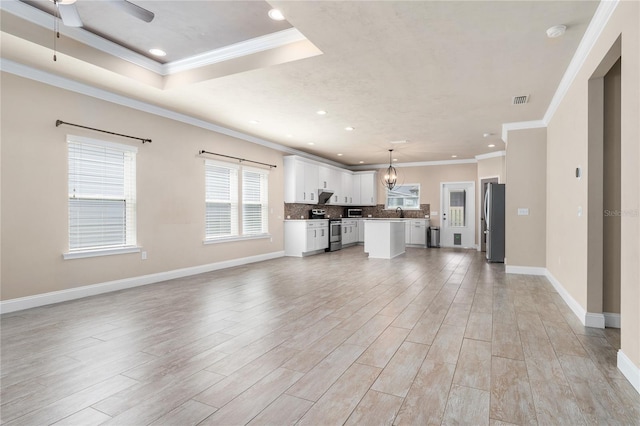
242 168 269 235
205 161 239 238
386 184 420 210
67 136 137 253
449 189 466 227
205 160 269 241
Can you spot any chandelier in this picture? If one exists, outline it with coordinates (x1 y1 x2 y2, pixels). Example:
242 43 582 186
383 149 398 190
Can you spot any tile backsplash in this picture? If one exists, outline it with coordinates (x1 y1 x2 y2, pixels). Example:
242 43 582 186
284 203 430 219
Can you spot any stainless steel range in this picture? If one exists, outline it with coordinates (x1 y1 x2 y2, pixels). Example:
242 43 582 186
328 219 342 252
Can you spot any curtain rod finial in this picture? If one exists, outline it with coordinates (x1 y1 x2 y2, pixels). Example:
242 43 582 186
56 120 62 127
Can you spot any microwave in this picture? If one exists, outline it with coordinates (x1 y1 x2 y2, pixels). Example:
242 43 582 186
345 208 363 218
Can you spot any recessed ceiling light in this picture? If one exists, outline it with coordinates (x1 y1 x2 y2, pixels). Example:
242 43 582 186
337 153 343 156
268 8 285 21
316 110 327 115
390 140 409 144
488 144 496 148
546 24 567 38
393 158 398 162
359 161 364 164
286 134 293 138
483 132 493 138
249 120 260 124
149 48 166 57
345 126 355 131
451 155 458 158
308 142 315 146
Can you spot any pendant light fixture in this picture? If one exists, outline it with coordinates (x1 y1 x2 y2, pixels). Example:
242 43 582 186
383 149 398 190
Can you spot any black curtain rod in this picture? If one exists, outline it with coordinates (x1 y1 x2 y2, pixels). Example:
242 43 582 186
56 120 152 144
199 150 277 169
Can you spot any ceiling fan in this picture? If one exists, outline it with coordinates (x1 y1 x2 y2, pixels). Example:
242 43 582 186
52 0 154 27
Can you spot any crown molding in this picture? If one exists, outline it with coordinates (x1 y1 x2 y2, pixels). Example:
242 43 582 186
501 120 547 143
542 0 619 124
475 150 506 161
164 28 307 75
351 158 477 171
0 0 310 77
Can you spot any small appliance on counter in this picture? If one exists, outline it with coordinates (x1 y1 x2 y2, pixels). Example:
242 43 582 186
344 208 363 218
309 209 326 219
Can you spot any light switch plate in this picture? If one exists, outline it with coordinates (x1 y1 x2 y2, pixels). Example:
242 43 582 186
517 208 529 216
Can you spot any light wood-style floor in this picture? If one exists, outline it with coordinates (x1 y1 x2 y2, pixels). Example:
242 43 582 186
2 247 639 425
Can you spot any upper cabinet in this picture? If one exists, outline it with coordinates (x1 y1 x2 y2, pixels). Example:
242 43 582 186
284 156 378 206
284 156 319 204
340 172 353 205
357 171 377 206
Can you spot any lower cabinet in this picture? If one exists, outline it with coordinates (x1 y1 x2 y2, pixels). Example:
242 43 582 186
406 219 429 246
284 220 329 257
341 219 358 246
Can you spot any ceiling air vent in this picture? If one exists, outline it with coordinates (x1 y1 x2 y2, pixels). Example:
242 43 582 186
512 95 529 105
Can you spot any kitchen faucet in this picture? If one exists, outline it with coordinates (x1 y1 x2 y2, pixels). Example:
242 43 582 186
396 207 404 218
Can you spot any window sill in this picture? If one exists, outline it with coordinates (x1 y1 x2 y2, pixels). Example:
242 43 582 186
204 233 272 245
63 246 141 260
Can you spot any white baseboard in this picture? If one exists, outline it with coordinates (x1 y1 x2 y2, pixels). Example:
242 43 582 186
505 265 547 275
0 251 285 314
585 312 605 328
544 270 588 326
617 350 640 395
604 312 621 328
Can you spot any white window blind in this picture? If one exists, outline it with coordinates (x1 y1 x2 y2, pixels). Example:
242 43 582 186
242 167 269 235
68 136 137 251
205 161 239 239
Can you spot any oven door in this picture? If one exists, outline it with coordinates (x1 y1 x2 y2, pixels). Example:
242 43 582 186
328 221 342 251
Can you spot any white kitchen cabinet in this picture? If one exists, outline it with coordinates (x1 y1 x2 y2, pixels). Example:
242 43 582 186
318 165 331 190
342 219 358 246
357 219 365 243
284 156 319 204
407 219 429 246
284 155 377 206
358 171 377 206
341 172 353 205
284 220 329 257
351 174 361 206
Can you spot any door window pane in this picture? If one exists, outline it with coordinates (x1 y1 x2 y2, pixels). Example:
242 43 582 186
449 190 465 227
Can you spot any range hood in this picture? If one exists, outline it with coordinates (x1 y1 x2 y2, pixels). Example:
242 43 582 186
318 188 334 204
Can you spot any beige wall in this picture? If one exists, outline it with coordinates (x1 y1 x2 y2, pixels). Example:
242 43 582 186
1 73 285 301
505 129 546 267
547 1 639 369
375 163 478 242
477 155 506 184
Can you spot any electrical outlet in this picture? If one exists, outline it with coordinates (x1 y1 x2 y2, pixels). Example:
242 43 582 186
141 251 147 260
517 208 529 216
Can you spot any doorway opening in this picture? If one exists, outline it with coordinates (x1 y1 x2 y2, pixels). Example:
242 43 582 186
586 37 621 330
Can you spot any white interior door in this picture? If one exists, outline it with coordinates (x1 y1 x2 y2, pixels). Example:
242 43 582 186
440 181 476 248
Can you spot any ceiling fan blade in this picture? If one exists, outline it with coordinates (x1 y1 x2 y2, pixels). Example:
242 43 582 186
106 0 155 23
58 3 83 27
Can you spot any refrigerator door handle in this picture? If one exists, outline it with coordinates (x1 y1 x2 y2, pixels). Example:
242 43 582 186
484 187 490 229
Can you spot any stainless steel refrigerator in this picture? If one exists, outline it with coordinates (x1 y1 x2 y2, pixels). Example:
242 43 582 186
484 183 505 263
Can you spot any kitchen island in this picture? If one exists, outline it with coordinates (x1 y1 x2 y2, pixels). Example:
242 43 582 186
363 219 406 259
